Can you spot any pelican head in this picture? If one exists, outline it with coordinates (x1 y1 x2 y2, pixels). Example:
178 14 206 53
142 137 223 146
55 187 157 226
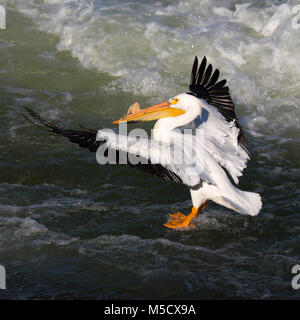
113 93 200 125
168 93 201 113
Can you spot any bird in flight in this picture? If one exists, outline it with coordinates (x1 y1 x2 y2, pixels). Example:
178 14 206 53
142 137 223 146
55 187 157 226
23 56 262 229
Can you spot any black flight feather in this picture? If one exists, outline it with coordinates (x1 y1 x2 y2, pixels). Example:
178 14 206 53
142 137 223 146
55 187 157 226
23 108 184 186
188 56 249 156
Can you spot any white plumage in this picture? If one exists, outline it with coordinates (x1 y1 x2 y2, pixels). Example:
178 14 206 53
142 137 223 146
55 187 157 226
24 56 262 229
97 93 262 218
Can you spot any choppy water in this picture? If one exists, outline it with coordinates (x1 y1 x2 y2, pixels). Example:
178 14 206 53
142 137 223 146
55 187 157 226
0 0 299 299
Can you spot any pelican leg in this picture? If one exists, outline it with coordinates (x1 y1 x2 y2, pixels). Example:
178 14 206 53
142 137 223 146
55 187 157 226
169 212 186 219
164 202 207 229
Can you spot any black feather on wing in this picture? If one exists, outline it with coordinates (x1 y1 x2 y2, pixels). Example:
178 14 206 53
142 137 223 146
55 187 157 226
22 107 101 152
188 56 249 156
23 107 183 185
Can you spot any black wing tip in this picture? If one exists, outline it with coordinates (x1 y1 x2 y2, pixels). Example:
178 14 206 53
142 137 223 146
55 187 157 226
23 107 55 131
22 108 51 131
188 55 250 156
23 107 101 152
189 56 223 90
78 123 97 133
25 106 33 112
195 55 206 62
24 106 40 119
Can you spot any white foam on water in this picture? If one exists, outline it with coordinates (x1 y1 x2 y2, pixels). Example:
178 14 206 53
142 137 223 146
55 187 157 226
78 234 228 278
0 216 48 244
0 204 24 214
6 0 300 139
77 232 293 298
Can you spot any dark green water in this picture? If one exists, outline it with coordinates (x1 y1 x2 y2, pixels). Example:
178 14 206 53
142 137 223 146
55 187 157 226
0 1 299 299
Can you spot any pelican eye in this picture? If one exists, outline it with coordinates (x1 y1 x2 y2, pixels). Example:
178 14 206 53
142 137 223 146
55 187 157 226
171 98 179 104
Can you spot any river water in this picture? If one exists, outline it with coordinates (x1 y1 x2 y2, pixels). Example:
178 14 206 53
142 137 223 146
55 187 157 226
0 0 299 299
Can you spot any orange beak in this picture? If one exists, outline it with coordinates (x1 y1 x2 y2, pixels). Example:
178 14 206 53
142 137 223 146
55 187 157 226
113 100 185 124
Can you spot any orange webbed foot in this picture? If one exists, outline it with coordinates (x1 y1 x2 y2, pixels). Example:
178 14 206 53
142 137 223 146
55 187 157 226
169 212 186 220
164 207 199 229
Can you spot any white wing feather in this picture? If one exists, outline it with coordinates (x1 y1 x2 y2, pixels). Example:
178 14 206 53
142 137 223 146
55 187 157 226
202 103 249 184
96 129 215 187
180 100 249 184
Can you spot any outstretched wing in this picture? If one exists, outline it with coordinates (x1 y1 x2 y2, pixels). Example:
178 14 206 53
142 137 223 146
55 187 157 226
97 130 211 188
23 108 184 186
23 107 101 152
188 56 249 156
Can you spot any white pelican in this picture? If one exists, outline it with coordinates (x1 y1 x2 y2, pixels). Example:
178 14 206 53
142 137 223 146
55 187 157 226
23 56 262 229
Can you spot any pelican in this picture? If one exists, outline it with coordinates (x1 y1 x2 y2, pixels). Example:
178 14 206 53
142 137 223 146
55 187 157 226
23 56 262 229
